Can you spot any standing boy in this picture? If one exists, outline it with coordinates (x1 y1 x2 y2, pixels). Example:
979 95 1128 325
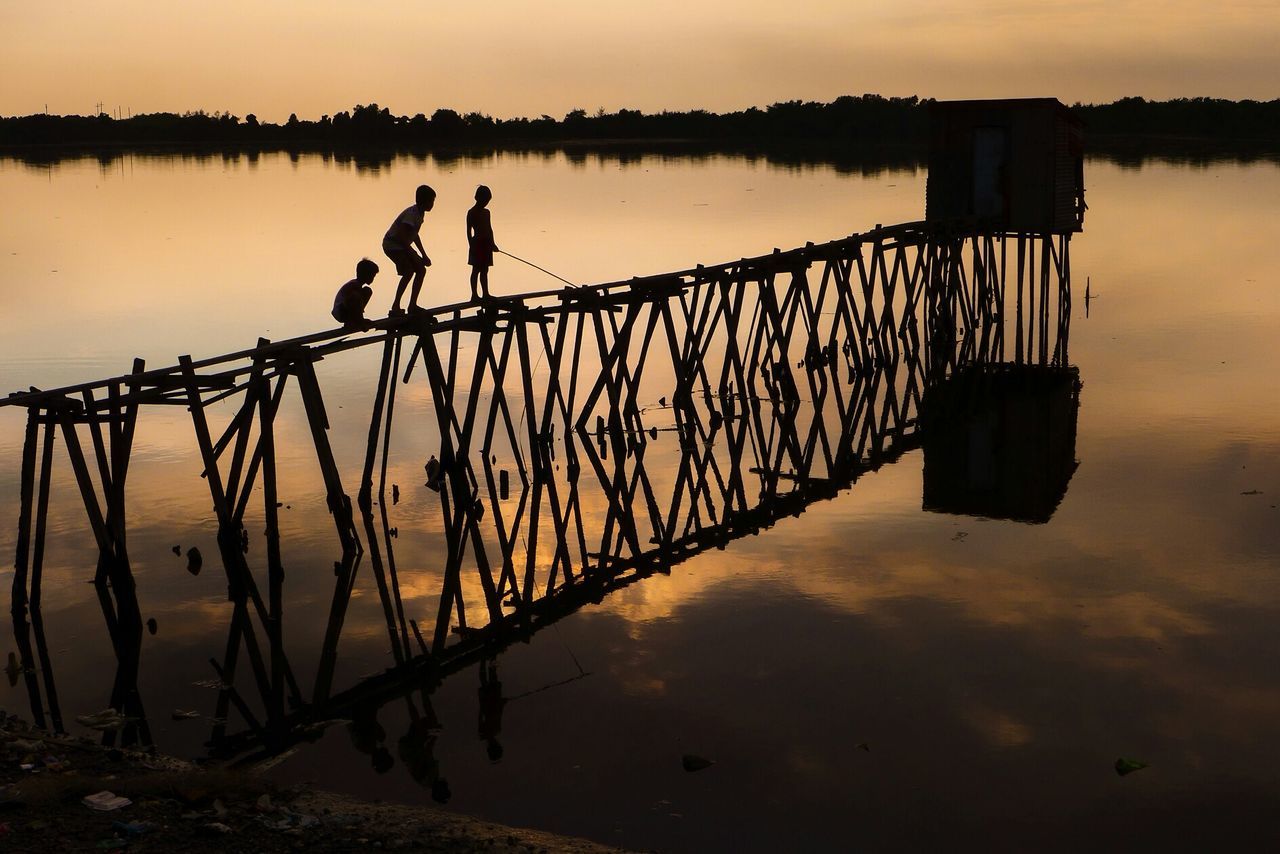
331 258 379 328
383 184 436 314
466 185 498 301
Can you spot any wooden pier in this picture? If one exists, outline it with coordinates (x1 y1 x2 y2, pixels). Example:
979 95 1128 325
4 221 1073 756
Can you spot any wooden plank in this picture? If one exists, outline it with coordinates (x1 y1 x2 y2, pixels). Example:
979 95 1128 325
225 342 270 508
293 357 359 555
55 409 112 557
10 411 39 613
360 335 398 504
81 390 114 499
180 355 234 529
29 421 56 607
255 371 286 721
233 372 289 525
379 334 404 495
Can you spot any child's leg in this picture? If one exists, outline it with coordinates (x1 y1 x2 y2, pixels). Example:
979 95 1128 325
387 246 424 313
408 264 426 310
391 274 410 312
479 268 490 298
469 267 480 299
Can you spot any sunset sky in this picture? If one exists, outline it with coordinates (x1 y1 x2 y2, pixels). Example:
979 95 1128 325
2 0 1277 121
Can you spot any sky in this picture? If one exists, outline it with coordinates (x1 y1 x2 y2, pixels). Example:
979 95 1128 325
1 0 1278 121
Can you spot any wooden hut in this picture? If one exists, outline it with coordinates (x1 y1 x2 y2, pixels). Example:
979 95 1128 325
926 98 1085 234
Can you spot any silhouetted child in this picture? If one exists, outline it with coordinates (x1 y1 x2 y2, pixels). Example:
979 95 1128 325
478 657 506 763
398 697 449 802
331 258 379 328
383 184 436 314
466 185 498 300
348 702 394 774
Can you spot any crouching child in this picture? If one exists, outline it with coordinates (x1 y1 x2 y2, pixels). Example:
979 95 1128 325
332 258 379 328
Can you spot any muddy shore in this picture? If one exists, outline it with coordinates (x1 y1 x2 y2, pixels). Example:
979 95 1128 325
0 712 627 853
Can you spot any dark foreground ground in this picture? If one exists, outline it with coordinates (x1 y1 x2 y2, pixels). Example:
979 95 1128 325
0 713 625 853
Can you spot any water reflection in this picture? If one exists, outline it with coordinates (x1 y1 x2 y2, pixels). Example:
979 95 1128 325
922 364 1080 524
7 221 1076 789
3 143 929 178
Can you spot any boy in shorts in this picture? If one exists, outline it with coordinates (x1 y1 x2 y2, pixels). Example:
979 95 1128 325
383 184 436 314
331 258 379 328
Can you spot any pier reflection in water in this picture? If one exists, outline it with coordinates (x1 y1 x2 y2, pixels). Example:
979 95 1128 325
7 223 1076 790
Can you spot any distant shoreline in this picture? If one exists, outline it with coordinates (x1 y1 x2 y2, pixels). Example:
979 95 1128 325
3 95 1277 167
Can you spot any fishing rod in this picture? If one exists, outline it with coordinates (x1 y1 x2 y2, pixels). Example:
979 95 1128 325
499 249 578 288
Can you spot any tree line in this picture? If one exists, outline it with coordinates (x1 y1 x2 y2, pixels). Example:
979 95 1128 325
2 96 1278 152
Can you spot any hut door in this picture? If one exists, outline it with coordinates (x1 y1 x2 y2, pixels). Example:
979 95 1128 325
972 127 1007 218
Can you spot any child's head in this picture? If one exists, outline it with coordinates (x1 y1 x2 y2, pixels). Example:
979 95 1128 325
474 185 492 205
416 184 436 211
356 257 379 284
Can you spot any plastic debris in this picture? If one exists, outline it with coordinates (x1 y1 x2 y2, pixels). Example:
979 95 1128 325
171 709 200 720
76 708 130 731
1115 757 1149 776
681 754 715 772
83 791 133 811
111 820 155 838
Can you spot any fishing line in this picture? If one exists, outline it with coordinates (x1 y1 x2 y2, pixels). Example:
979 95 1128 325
502 248 572 438
499 249 579 289
553 622 587 677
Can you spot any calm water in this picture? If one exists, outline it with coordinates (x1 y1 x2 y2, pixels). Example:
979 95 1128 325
3 151 1280 851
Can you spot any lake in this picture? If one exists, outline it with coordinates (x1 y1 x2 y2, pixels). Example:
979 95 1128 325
2 149 1280 851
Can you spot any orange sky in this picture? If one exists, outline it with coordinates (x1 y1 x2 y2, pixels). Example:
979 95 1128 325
2 1 1278 120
